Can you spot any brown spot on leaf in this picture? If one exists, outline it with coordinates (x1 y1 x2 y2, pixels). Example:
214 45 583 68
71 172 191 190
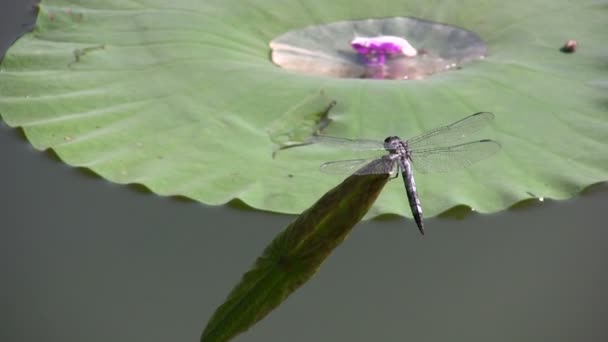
560 40 577 53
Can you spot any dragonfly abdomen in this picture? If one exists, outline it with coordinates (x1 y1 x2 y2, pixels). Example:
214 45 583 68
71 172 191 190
400 158 424 235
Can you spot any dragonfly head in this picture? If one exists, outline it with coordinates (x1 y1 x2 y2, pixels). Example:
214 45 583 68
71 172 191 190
383 136 403 152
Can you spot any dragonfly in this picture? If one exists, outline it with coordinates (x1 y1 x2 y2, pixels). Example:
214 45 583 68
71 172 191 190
310 112 501 235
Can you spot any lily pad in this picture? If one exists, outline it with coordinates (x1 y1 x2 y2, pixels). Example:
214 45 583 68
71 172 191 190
0 0 606 221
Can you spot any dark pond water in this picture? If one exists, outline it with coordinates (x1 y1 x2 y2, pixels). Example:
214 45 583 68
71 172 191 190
2 2 607 341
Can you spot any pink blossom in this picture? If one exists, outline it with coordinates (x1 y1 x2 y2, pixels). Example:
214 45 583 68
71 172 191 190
351 36 417 65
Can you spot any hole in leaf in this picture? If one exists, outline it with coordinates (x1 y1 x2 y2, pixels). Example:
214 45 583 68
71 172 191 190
270 17 487 80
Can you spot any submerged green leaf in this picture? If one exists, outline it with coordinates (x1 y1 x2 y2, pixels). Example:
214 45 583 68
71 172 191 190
266 90 335 152
201 172 389 342
0 0 606 219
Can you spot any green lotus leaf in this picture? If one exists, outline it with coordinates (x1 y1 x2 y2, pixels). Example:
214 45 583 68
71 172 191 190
0 0 606 220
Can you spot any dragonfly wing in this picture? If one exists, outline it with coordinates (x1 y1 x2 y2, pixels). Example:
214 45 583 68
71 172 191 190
355 156 398 175
410 139 501 173
308 135 385 151
407 112 495 150
320 157 396 175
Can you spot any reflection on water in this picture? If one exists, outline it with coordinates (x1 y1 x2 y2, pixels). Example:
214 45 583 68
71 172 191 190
361 50 475 79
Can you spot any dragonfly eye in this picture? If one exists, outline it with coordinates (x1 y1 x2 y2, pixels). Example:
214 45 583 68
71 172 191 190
383 136 402 151
383 136 400 143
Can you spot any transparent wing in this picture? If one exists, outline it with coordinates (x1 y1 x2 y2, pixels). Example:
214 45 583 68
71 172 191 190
308 135 385 151
407 112 495 150
319 157 397 175
410 139 501 173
